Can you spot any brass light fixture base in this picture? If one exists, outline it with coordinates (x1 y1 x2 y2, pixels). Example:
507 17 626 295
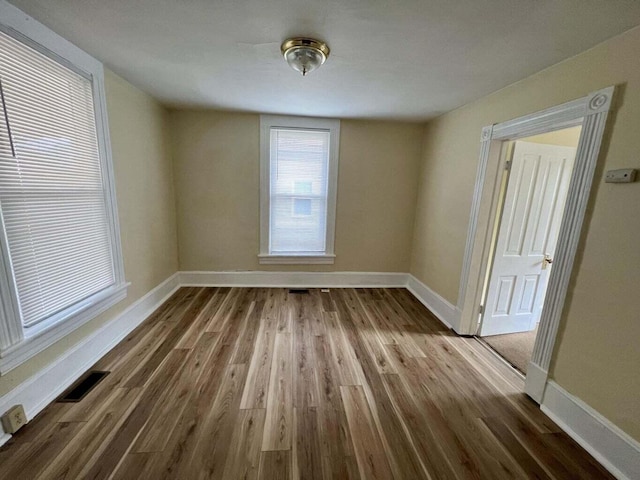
281 37 330 76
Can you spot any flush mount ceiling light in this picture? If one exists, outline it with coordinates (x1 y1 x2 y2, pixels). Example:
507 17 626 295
281 37 330 76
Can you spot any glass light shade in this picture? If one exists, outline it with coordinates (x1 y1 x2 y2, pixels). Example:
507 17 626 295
281 38 330 76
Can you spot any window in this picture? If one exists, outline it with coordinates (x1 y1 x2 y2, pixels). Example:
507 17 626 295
0 4 127 374
259 115 340 264
291 181 313 216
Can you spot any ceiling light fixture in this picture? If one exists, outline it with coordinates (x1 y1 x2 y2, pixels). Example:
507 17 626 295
281 37 330 76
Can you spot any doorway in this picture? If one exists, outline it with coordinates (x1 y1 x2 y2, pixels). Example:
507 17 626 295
477 126 582 374
455 86 614 401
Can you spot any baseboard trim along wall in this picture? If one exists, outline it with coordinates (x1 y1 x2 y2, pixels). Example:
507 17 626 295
541 381 640 480
406 274 460 331
0 269 636 480
179 270 409 288
0 272 180 447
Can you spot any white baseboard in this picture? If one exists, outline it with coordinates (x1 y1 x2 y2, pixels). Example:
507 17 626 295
0 272 180 447
524 361 548 403
406 274 460 330
179 270 408 288
541 381 640 480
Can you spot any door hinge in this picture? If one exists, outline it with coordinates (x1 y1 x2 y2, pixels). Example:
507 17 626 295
504 160 512 171
479 304 484 314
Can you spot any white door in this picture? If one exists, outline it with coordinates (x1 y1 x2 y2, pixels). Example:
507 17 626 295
479 141 576 336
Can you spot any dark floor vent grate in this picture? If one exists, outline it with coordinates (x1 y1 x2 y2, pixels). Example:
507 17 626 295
57 370 110 403
289 289 310 294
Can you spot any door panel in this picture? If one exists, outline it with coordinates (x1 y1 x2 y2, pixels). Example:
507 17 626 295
494 276 516 315
480 141 576 336
505 154 539 255
518 275 538 314
530 156 570 255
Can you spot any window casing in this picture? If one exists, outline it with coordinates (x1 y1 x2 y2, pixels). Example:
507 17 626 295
259 115 340 264
0 2 127 374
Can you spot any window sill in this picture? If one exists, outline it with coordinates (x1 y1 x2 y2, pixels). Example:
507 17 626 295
0 283 129 375
258 254 336 265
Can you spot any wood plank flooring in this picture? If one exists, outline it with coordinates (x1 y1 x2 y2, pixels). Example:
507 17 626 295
0 287 614 479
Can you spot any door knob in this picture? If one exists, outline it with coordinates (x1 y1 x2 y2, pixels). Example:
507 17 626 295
542 254 553 270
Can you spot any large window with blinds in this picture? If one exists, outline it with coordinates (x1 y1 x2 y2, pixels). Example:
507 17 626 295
0 5 126 373
259 116 340 264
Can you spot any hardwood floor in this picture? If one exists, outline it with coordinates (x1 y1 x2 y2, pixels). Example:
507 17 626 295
0 287 613 479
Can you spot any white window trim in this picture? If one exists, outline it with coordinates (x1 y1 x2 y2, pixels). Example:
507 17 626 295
259 115 340 265
0 1 128 375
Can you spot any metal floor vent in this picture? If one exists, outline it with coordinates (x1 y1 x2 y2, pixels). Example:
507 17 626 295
57 370 110 403
289 289 310 294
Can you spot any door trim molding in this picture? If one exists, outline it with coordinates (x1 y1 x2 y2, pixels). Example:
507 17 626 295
455 86 616 401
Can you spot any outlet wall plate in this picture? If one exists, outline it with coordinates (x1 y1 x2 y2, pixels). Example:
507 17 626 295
604 168 636 183
1 404 27 434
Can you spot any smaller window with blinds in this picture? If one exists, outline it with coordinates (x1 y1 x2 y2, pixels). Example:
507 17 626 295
0 3 126 373
259 116 340 264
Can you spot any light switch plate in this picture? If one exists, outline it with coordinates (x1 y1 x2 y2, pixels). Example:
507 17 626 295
605 169 636 183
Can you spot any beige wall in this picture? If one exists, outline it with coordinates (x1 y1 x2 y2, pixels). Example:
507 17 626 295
411 26 640 441
171 110 423 273
0 70 179 396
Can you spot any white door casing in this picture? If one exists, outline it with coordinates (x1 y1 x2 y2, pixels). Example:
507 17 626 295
456 86 615 402
480 141 576 336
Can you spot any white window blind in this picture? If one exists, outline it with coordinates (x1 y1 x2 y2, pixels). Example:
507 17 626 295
0 30 115 328
269 128 330 254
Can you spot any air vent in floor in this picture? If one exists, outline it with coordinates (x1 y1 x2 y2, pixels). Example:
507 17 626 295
289 289 310 294
57 370 109 403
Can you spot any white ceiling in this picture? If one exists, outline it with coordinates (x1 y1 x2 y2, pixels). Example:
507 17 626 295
9 0 640 120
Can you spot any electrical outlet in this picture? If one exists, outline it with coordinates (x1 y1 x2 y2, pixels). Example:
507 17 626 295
1 404 27 434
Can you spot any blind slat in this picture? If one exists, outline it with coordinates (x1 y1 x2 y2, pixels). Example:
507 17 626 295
269 128 330 253
0 30 115 328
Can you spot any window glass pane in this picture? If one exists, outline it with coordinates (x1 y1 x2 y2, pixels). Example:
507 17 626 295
271 195 327 252
293 198 312 216
293 181 312 195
